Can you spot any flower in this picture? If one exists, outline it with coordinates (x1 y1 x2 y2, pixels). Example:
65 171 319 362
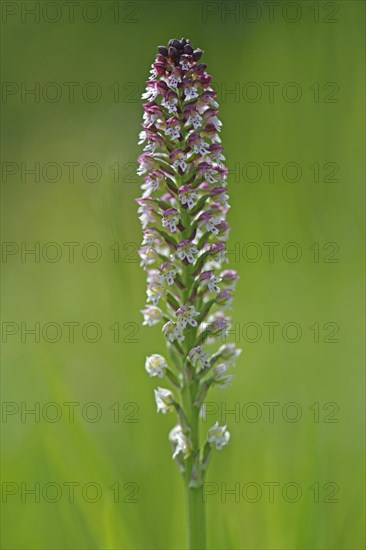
169 425 192 459
163 93 178 113
207 422 230 450
137 206 159 230
177 240 198 264
188 134 211 156
198 212 222 235
141 306 163 326
138 246 158 267
141 82 157 101
212 363 233 388
187 111 203 130
166 117 181 140
162 208 180 233
146 283 166 306
145 354 168 378
142 228 160 250
146 269 160 284
154 387 174 413
171 150 188 173
184 85 199 100
179 54 192 71
209 144 225 164
189 346 210 370
143 170 165 193
220 269 239 290
217 343 242 365
162 321 184 343
208 275 221 293
176 304 200 330
137 153 156 176
216 290 233 309
197 162 219 184
159 261 177 286
168 72 181 89
198 271 221 293
206 311 231 340
178 185 198 209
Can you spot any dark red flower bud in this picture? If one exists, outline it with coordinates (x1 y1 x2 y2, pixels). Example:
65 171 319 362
154 63 166 76
184 44 194 55
192 49 203 61
200 74 212 86
158 46 169 57
171 39 182 50
169 47 179 60
156 80 168 94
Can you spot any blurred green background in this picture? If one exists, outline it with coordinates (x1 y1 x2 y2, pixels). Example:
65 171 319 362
1 1 365 548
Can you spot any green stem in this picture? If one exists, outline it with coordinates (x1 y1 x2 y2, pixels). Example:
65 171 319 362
185 483 206 550
183 382 206 550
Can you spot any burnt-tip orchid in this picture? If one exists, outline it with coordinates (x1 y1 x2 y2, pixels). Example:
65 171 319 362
137 38 241 550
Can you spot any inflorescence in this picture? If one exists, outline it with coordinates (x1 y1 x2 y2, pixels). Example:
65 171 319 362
137 38 241 482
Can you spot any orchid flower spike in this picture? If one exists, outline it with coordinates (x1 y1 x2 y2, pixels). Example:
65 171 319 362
137 38 242 550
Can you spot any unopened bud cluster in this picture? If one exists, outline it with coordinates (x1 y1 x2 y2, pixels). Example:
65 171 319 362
137 38 241 483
